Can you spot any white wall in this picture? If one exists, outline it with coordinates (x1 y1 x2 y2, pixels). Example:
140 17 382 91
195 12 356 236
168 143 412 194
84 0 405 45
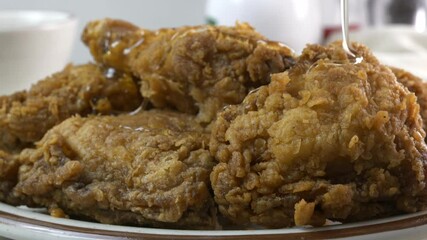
0 0 207 63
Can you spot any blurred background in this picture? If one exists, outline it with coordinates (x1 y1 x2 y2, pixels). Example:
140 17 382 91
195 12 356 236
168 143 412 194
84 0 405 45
0 0 426 79
0 0 206 64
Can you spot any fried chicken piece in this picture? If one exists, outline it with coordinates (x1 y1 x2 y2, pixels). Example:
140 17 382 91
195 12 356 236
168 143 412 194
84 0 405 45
0 92 26 152
392 67 427 136
0 150 19 203
82 19 296 123
210 42 427 228
13 110 217 229
0 63 142 152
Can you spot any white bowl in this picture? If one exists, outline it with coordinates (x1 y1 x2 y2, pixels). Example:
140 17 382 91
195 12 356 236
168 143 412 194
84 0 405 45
205 0 323 53
0 10 78 95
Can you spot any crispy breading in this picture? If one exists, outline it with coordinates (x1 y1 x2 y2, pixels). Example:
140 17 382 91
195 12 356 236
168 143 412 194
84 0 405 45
82 19 296 123
2 18 427 230
13 110 217 229
392 67 427 137
0 64 142 152
0 150 19 203
210 42 427 228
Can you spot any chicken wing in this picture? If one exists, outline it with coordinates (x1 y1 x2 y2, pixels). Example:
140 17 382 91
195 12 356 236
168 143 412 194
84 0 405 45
13 110 217 229
0 63 142 152
210 42 427 228
82 19 296 123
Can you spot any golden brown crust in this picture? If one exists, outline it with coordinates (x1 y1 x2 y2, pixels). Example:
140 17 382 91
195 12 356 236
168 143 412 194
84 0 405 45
210 41 427 228
2 18 427 230
392 67 427 136
13 110 218 229
0 64 142 152
82 19 296 123
0 150 19 204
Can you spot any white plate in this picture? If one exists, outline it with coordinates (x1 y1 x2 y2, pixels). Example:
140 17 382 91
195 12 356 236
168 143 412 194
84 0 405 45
0 202 426 240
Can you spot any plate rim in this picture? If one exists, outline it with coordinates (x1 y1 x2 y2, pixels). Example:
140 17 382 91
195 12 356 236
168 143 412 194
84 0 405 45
0 202 427 239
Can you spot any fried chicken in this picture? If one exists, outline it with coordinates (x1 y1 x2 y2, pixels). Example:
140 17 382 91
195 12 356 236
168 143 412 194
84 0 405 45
0 150 19 203
82 19 296 123
13 110 217 229
0 63 142 152
210 42 427 228
2 16 427 230
392 67 427 137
